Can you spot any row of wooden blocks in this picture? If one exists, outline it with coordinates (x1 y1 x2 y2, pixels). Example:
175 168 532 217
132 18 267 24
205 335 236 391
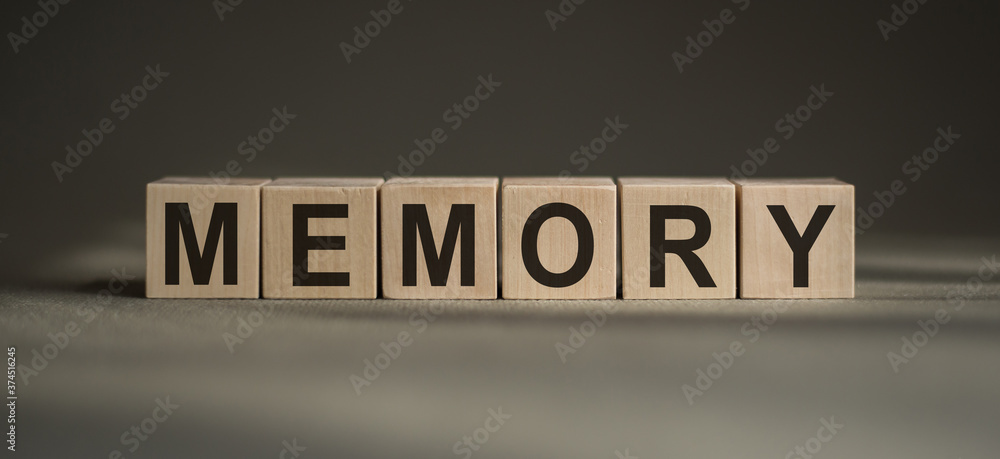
146 177 854 299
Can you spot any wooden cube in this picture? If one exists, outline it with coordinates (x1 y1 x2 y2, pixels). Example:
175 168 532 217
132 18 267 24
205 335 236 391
261 178 382 299
502 177 617 299
734 178 854 298
380 177 498 299
146 177 270 298
619 178 736 299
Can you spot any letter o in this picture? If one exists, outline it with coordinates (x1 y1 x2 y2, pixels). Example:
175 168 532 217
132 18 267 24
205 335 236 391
867 201 885 218
364 21 380 37
590 137 607 154
806 438 822 454
258 128 274 144
131 85 148 103
408 149 426 167
762 309 777 325
696 30 713 47
473 427 489 443
796 105 813 122
76 140 93 158
141 418 158 434
967 277 983 291
923 147 939 163
374 353 391 369
42 343 58 360
248 311 264 327
463 95 480 112
521 203 594 288
706 362 723 379
33 11 49 27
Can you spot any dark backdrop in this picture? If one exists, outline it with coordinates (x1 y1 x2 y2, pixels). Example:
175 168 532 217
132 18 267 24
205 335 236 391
1 0 998 283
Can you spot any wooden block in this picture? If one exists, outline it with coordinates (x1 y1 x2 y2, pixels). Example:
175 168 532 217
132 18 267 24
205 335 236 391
618 178 736 299
380 177 498 299
261 178 382 299
733 178 854 299
502 177 617 299
146 177 270 298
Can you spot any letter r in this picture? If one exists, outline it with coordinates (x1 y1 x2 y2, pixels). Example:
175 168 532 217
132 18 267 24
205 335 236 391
649 205 716 288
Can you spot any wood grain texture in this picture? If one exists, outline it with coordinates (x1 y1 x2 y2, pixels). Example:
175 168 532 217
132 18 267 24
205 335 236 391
261 178 382 299
380 177 498 299
619 177 736 299
502 177 617 299
734 178 855 299
146 177 270 298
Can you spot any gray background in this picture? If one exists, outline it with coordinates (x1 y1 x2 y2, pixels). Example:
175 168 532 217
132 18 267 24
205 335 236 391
1 0 999 279
1 0 999 457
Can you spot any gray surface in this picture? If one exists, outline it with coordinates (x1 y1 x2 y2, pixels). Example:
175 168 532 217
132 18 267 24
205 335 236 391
2 234 999 457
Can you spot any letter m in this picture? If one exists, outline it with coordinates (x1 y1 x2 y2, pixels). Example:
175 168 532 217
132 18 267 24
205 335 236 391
164 202 238 285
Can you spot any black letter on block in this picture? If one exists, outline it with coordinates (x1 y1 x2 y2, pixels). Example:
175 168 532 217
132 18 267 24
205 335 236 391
767 205 835 287
650 205 716 288
292 204 349 287
521 203 594 288
165 202 237 285
402 204 475 287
